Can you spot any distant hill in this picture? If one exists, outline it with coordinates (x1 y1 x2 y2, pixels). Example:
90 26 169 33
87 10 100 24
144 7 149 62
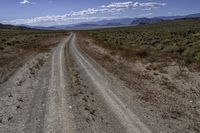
185 13 200 18
155 16 183 20
74 22 123 28
103 23 122 26
156 13 200 21
69 13 200 29
0 23 30 30
85 18 133 25
28 26 57 30
131 18 163 25
75 24 100 28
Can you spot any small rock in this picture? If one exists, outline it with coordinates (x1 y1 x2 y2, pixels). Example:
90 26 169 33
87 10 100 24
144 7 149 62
8 93 13 98
85 118 90 123
16 81 22 86
16 105 21 109
18 98 24 102
8 116 13 121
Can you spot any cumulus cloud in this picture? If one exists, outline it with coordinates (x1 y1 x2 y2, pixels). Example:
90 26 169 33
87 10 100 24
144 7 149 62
20 0 30 4
101 1 166 11
4 1 166 26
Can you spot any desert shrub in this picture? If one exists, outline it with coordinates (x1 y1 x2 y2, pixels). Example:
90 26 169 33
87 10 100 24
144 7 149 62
184 57 193 65
156 44 165 50
150 40 160 46
6 42 13 46
1 39 6 42
83 18 200 66
162 45 179 53
195 52 200 62
183 48 196 57
0 47 4 50
104 38 108 42
176 47 185 54
122 48 135 58
103 55 111 60
14 40 20 44
110 51 116 55
136 49 149 58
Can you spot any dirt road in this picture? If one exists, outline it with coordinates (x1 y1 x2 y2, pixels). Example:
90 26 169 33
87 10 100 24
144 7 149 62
0 33 152 133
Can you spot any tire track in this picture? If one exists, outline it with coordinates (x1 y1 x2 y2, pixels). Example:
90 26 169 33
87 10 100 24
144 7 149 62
69 33 152 133
43 34 75 133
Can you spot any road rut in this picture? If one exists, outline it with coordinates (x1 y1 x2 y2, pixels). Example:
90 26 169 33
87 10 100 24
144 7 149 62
68 33 152 133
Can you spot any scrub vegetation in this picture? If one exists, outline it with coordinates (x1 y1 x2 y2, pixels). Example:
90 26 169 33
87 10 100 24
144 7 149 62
0 28 68 83
78 18 200 132
82 18 200 69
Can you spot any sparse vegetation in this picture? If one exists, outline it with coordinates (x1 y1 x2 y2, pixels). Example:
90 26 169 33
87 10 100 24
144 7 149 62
0 28 68 83
81 18 200 69
0 29 68 51
78 19 200 132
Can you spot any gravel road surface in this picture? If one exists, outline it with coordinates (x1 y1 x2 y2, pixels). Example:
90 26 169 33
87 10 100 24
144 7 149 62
0 33 152 133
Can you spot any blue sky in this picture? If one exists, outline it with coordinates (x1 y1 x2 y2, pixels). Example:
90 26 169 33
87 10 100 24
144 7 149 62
0 0 200 26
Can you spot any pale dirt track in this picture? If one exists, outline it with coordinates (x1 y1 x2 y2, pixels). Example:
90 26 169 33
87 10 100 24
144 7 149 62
0 33 152 133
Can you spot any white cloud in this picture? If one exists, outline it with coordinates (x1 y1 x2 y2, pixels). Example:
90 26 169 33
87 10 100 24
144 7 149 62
20 0 30 4
4 1 166 26
2 16 118 26
101 1 166 11
63 1 166 17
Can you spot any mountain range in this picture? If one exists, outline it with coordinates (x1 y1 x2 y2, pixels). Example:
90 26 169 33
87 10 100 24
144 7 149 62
1 13 200 30
0 23 30 30
72 13 200 29
45 13 200 30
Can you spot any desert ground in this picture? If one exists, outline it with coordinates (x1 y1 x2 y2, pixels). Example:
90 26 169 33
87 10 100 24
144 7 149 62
0 19 200 133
